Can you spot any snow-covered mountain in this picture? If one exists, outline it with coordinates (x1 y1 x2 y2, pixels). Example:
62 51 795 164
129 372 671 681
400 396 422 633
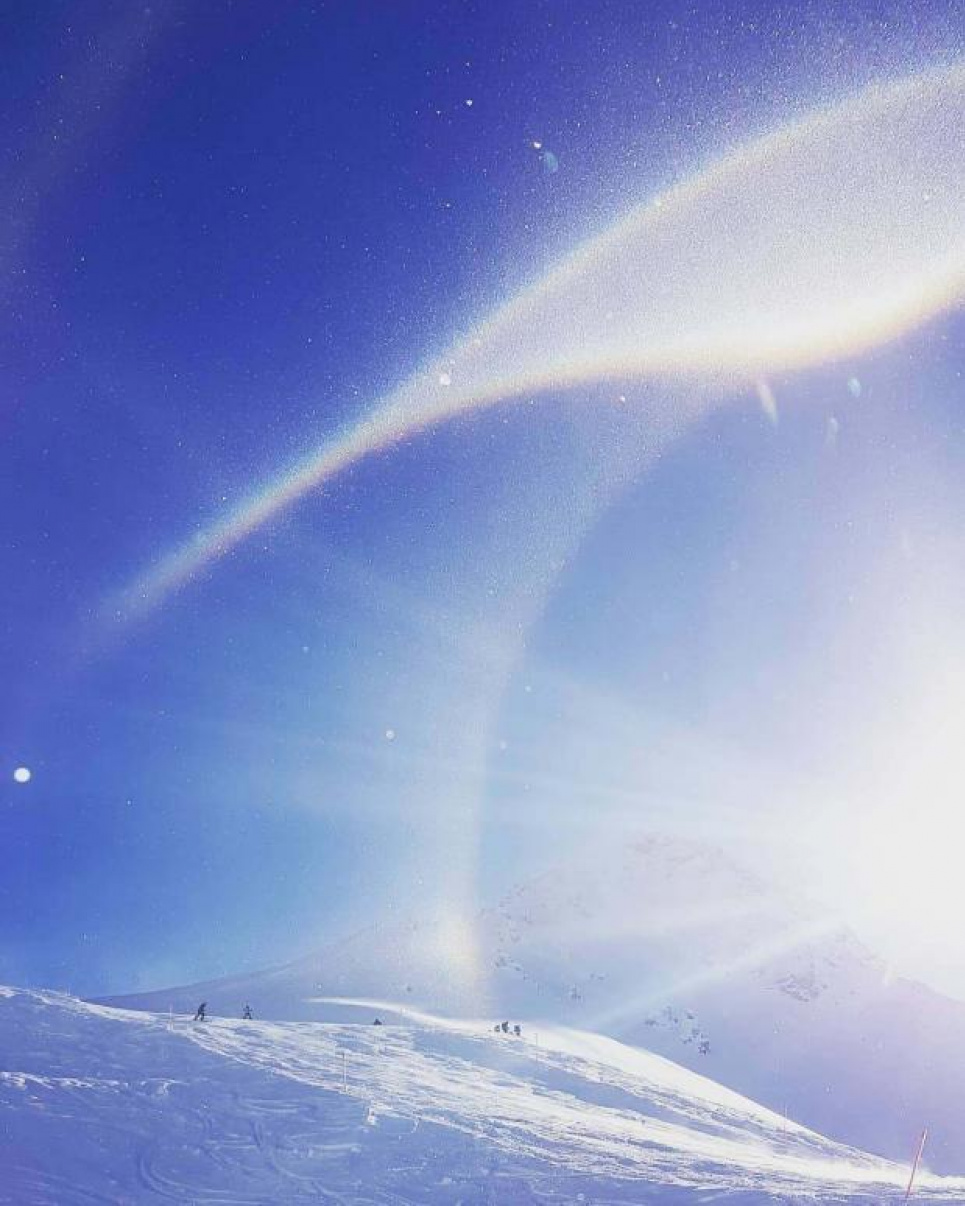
106 835 965 1174
4 985 962 1204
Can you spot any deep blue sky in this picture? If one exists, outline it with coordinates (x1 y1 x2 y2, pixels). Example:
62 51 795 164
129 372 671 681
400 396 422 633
3 1 965 997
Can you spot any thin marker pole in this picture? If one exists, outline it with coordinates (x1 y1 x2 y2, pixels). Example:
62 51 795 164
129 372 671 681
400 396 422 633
903 1127 928 1202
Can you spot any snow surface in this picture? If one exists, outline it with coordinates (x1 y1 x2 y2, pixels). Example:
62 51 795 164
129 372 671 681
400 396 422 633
2 985 961 1204
108 835 965 1174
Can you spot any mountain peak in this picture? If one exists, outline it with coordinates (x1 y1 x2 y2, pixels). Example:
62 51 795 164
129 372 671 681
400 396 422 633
101 830 965 1172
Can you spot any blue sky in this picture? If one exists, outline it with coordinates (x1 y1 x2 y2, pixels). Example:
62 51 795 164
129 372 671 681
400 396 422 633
3 1 965 997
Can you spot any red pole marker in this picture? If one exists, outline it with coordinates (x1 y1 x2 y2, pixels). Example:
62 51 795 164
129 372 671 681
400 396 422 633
903 1127 928 1202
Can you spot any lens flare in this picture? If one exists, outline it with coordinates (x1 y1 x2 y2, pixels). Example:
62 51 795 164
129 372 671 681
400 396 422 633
113 64 965 620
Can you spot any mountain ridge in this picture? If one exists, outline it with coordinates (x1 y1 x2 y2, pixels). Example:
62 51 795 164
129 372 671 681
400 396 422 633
102 832 965 1172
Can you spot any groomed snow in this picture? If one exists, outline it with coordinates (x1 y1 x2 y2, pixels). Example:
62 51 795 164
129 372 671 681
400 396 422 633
2 987 962 1203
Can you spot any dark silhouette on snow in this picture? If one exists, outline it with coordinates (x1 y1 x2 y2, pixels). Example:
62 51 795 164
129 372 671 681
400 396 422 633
242 1004 253 1020
513 1024 522 1037
193 1002 207 1022
500 1020 510 1033
493 1024 501 1033
373 1017 383 1025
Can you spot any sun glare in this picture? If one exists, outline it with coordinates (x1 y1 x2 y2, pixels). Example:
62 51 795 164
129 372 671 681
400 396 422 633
838 661 965 952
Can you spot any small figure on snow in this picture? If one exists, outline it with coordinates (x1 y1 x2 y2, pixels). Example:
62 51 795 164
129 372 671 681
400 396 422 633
500 1020 510 1033
194 1002 207 1022
242 1003 253 1020
513 1024 521 1037
373 1017 383 1026
493 1023 501 1033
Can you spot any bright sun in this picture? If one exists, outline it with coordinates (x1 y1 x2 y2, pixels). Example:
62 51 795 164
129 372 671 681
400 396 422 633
837 661 965 959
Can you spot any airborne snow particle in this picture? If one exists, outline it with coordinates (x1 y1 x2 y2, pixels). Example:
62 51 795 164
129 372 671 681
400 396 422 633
464 98 473 107
13 766 31 784
385 729 396 741
826 415 840 448
847 376 862 397
756 379 779 425
438 372 452 387
541 150 559 174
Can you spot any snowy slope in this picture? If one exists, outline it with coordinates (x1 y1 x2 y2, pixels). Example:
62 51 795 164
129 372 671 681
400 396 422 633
107 835 965 1173
2 985 961 1204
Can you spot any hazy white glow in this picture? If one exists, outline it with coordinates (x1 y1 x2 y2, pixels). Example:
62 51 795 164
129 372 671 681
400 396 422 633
836 658 965 956
13 767 31 784
114 64 965 619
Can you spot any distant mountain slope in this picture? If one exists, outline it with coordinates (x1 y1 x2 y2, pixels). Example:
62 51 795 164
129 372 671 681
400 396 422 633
3 986 962 1204
105 834 965 1173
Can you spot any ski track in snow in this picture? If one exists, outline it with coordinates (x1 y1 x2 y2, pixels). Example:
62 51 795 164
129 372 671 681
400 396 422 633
2 987 963 1204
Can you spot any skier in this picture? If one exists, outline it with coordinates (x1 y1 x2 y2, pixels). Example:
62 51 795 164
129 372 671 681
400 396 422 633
513 1024 522 1037
373 1017 383 1026
500 1020 509 1033
194 1002 207 1022
242 1003 253 1020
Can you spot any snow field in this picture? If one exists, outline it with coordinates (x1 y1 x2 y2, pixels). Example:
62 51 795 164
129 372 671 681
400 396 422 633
3 987 964 1203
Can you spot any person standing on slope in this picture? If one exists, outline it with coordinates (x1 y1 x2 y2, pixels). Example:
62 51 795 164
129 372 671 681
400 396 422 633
242 1003 253 1020
194 1002 207 1021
